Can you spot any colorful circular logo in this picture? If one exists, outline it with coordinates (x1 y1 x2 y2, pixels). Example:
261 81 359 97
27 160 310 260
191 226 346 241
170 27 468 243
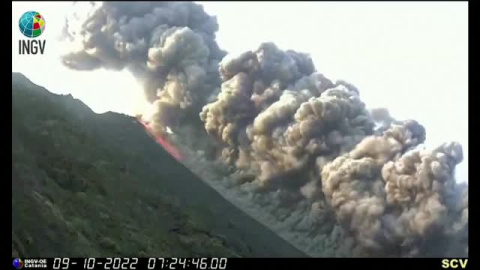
19 11 46 38
13 258 24 269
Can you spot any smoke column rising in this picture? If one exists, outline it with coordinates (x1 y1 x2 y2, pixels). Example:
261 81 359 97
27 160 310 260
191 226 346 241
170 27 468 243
61 1 468 257
61 1 225 134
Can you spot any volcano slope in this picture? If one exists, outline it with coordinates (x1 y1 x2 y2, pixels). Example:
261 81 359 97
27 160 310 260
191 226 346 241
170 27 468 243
12 72 306 258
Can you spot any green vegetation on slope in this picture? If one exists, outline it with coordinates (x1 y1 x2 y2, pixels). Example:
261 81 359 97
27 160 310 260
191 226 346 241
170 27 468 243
12 73 306 258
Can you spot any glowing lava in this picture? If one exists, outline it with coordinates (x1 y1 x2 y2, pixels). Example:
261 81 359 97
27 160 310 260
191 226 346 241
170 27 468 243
137 119 183 161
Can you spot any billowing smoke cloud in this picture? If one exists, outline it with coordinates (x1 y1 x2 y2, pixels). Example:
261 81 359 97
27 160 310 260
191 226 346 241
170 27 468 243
61 1 225 134
200 43 373 190
62 2 467 258
321 121 467 256
198 42 467 257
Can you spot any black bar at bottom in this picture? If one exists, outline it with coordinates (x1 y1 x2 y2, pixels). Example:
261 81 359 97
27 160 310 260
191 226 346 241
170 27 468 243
10 257 471 270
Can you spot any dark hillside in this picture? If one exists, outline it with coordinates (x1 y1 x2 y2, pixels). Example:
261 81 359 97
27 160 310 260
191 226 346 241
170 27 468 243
12 72 306 258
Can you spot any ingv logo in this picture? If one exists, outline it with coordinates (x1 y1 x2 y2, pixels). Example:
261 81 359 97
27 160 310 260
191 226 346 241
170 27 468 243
18 11 46 55
442 259 468 269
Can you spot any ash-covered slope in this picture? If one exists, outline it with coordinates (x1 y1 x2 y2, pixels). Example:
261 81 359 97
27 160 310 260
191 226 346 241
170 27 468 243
12 72 306 258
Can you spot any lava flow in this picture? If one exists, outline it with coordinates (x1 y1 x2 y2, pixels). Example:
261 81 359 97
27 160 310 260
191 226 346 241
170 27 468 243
137 119 183 161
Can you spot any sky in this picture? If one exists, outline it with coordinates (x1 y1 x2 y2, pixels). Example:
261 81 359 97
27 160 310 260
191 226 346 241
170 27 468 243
12 1 468 182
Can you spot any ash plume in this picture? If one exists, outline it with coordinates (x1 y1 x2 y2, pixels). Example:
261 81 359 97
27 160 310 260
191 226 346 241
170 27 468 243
199 42 467 257
62 2 468 257
321 121 467 256
200 43 374 202
61 1 225 134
